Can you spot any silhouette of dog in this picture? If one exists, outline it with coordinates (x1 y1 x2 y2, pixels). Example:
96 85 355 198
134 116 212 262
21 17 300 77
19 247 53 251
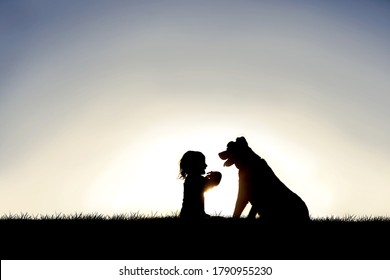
219 136 310 223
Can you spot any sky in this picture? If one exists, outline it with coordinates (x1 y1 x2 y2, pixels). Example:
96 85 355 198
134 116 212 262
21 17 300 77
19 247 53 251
1 0 389 219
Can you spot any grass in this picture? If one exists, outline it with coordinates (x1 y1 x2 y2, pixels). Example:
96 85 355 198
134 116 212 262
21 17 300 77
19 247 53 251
313 214 390 223
1 211 390 222
2 212 390 260
0 211 160 220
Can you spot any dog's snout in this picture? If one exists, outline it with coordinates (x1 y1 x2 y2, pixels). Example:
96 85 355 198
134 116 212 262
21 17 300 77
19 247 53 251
219 151 229 160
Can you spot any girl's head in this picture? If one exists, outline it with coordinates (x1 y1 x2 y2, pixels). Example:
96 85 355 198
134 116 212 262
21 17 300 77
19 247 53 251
179 151 207 179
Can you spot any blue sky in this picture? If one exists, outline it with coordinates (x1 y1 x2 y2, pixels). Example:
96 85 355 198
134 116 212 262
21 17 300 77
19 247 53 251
1 0 389 218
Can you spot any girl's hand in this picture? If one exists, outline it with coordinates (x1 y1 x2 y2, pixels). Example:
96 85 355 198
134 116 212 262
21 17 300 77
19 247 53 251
206 171 222 186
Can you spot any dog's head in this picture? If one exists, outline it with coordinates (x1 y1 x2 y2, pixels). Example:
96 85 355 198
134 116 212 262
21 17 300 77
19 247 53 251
218 136 251 168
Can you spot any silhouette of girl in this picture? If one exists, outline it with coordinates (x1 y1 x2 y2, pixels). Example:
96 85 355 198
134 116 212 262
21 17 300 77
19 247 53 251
179 151 222 219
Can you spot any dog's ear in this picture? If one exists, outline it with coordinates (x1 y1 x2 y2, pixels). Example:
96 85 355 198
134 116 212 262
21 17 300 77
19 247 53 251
236 136 248 147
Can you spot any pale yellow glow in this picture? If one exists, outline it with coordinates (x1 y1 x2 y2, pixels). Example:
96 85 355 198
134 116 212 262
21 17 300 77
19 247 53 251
82 117 324 217
83 120 246 216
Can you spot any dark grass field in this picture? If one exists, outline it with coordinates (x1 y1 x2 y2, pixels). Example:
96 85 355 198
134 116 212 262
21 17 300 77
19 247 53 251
2 214 390 260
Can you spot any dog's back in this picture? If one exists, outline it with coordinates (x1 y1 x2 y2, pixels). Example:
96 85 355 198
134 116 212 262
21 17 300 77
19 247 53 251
249 156 310 223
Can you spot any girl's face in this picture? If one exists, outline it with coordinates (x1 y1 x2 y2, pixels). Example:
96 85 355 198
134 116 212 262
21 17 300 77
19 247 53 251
195 157 207 175
200 162 207 175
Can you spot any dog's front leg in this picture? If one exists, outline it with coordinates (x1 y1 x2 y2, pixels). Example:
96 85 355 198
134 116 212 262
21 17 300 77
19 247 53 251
247 205 258 219
233 199 247 217
233 181 249 217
